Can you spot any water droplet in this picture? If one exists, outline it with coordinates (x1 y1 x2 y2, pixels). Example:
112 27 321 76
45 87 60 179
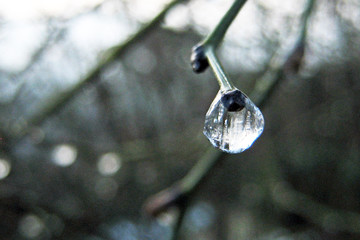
203 89 264 154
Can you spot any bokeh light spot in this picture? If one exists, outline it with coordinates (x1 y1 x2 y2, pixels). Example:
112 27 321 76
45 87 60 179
0 158 11 180
18 214 44 239
52 144 77 167
97 152 122 176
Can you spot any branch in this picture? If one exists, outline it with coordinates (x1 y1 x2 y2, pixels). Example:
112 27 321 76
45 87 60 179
144 147 221 217
271 182 360 234
252 0 314 105
203 0 248 49
191 0 248 86
144 0 315 238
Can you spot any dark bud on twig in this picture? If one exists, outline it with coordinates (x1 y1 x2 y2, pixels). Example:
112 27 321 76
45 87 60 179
221 90 246 112
191 44 209 73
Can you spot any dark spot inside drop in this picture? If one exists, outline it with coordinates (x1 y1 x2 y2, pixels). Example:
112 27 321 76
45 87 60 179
221 90 246 112
191 44 209 73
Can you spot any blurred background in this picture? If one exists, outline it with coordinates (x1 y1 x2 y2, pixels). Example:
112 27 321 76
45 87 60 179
0 0 360 239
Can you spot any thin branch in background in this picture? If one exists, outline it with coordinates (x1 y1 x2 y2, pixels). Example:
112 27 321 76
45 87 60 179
270 181 360 234
145 147 222 240
11 22 66 81
8 0 113 105
6 25 66 108
95 82 124 144
171 203 188 240
145 148 221 217
252 0 314 106
9 0 186 141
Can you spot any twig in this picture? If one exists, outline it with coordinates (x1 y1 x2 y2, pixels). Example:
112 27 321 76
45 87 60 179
252 0 314 105
171 202 188 240
191 0 248 90
144 148 221 217
202 0 248 49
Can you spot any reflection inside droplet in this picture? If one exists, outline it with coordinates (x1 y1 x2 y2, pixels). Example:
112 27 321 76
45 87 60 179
52 144 77 167
0 158 11 180
203 89 264 154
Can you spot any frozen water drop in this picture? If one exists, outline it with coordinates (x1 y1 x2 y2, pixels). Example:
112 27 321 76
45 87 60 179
203 89 264 154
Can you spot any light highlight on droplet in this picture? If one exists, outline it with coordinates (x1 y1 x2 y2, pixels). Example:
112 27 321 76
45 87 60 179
0 158 11 180
97 152 122 176
52 144 77 167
